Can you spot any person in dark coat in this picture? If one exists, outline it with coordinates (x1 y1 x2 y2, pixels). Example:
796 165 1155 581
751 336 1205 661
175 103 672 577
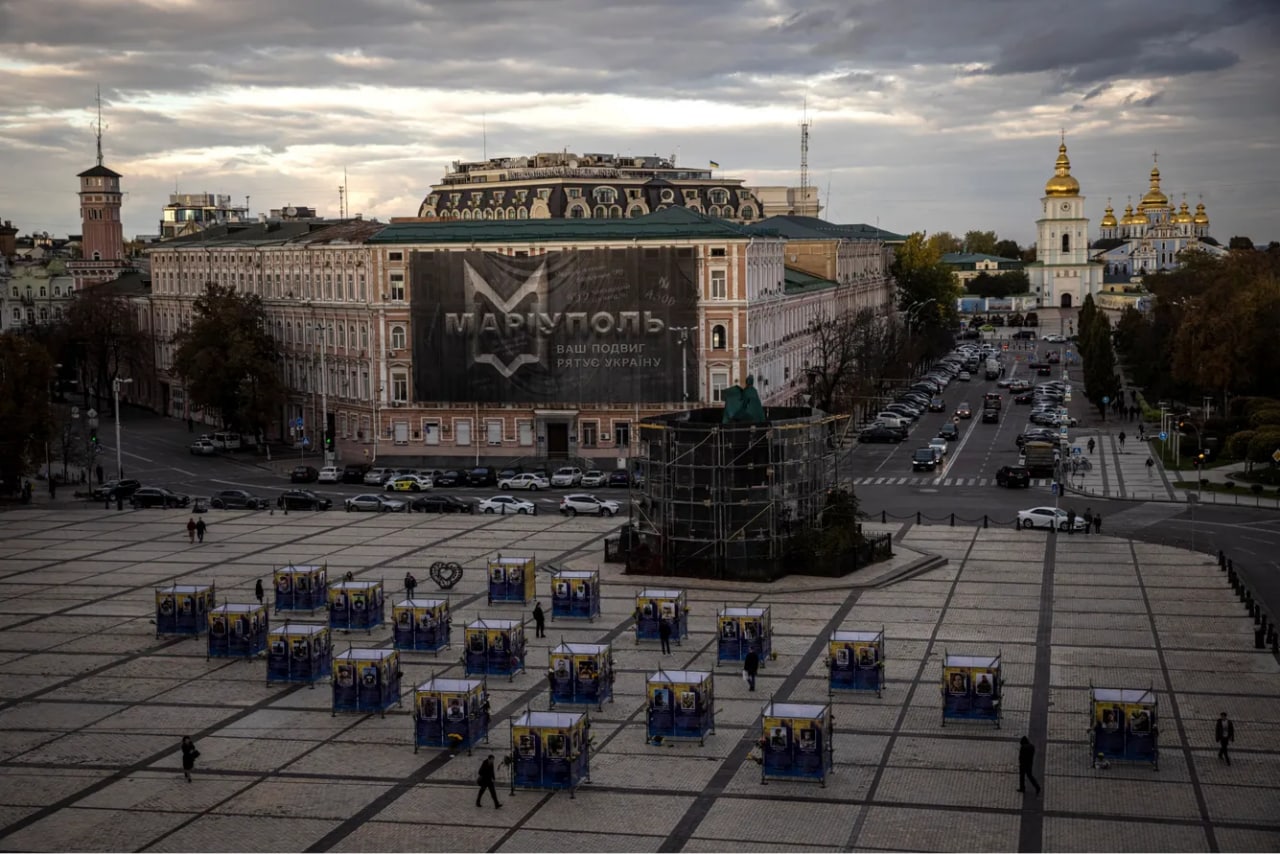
181 735 200 782
186 517 197 544
743 650 760 692
475 754 502 808
254 579 264 606
1093 513 1102 534
404 572 417 598
195 517 207 543
1216 712 1235 764
532 601 546 638
658 616 672 655
1066 508 1077 534
1018 736 1041 794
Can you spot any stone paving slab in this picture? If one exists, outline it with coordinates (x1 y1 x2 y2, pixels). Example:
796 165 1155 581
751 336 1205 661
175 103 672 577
0 511 1278 853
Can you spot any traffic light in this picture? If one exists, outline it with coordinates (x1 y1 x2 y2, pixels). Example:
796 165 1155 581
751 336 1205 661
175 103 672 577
89 428 98 445
324 430 333 450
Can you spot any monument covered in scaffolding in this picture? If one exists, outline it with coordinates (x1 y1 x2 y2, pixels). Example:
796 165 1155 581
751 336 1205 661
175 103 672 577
630 399 854 581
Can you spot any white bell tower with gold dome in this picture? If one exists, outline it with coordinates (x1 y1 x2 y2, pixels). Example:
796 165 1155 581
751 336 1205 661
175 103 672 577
1028 135 1103 308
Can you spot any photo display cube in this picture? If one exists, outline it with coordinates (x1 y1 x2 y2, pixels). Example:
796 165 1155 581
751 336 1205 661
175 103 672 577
828 628 885 695
464 618 527 679
274 564 328 612
547 642 613 710
155 583 215 637
510 710 590 796
760 701 834 785
550 569 600 621
1090 687 1158 768
267 623 332 684
941 652 1002 726
413 676 490 754
646 668 716 745
635 588 688 644
328 580 385 633
487 555 535 604
333 648 401 716
393 598 451 653
716 606 771 664
207 603 269 659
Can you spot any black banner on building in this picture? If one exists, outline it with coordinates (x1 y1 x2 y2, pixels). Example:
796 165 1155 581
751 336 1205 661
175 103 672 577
410 248 698 403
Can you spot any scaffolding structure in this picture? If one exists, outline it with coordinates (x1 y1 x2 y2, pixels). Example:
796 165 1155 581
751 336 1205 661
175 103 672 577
631 407 849 581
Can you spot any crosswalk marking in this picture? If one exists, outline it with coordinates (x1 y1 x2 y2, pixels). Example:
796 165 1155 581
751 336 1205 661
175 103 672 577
850 476 1051 488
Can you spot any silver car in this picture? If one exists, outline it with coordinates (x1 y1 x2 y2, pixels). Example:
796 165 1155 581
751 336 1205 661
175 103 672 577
345 493 407 512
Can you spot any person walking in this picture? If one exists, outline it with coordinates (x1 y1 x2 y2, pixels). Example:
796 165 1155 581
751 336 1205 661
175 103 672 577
743 649 760 692
95 463 104 484
1018 736 1042 795
1118 430 1127 450
186 517 197 544
1083 508 1094 535
49 478 57 499
1216 712 1235 764
404 572 418 599
658 616 672 655
532 601 546 638
195 517 207 543
1066 507 1077 534
254 578 264 606
475 754 502 808
180 735 200 783
1146 457 1155 478
1093 512 1102 535
1087 438 1096 455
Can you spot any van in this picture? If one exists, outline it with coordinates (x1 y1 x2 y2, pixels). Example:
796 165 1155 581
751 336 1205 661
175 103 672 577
212 432 242 451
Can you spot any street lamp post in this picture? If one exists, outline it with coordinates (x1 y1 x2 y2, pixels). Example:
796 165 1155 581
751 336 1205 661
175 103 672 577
316 324 329 464
670 327 691 405
372 386 383 464
112 377 133 479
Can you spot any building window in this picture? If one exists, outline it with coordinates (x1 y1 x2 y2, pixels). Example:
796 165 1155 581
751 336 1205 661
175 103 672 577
424 421 441 445
711 324 727 350
389 251 403 262
581 421 598 447
567 188 581 199
456 419 472 446
711 371 730 401
628 206 645 218
390 326 406 350
613 421 631 449
709 188 729 205
1062 233 1070 253
486 420 503 445
710 270 727 300
710 247 726 258
391 373 407 403
740 205 755 220
660 189 674 203
593 205 608 219
518 420 534 446
569 205 586 219
389 273 405 301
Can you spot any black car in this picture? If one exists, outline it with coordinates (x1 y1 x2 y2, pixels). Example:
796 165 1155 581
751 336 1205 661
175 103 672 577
996 465 1032 488
277 489 333 511
468 467 498 487
937 422 960 441
1016 430 1059 448
93 478 142 501
1037 365 1053 376
411 494 476 514
130 487 191 508
928 397 946 412
859 425 906 444
982 407 1000 424
607 470 631 487
1014 391 1035 404
434 470 466 487
911 448 938 472
342 463 371 484
497 467 523 481
290 465 319 483
209 489 269 510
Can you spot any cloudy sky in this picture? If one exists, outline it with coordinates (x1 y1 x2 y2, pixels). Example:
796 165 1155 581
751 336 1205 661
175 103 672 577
2 0 1277 247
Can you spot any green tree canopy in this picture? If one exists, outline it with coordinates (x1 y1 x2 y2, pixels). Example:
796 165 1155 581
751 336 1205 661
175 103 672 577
172 284 286 436
0 333 56 493
993 239 1022 260
62 288 151 412
925 231 963 256
892 232 963 360
963 230 998 256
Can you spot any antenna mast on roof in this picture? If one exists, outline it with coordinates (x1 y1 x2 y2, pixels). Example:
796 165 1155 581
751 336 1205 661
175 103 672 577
482 113 487 160
94 85 106 167
800 98 811 208
338 167 349 219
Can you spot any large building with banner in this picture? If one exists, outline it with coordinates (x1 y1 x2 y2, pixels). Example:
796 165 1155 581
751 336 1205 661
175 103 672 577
146 207 895 466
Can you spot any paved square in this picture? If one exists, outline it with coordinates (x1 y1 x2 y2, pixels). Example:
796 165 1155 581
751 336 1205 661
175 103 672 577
0 508 1278 852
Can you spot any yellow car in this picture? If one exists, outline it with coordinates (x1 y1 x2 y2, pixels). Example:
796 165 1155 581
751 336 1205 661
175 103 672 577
385 475 431 492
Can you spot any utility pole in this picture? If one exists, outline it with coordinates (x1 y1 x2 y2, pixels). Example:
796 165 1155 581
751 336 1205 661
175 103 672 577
316 323 329 465
113 377 133 479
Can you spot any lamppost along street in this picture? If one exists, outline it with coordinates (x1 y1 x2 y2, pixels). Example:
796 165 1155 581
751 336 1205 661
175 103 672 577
670 326 691 405
112 376 132 479
372 386 383 463
315 323 330 464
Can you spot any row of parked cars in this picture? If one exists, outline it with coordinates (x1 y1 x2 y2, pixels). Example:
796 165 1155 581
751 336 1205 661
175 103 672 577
289 463 635 491
281 489 621 517
859 347 992 443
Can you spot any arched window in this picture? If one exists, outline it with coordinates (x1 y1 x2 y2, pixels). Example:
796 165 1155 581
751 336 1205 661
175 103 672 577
709 188 729 205
708 205 720 218
1061 233 1070 253
39 286 46 297
610 205 623 218
494 208 505 220
517 207 529 219
391 326 406 350
594 205 608 219
628 205 645 218
740 205 755 220
593 187 617 204
711 324 727 350
507 207 517 219
569 204 587 219
338 325 346 348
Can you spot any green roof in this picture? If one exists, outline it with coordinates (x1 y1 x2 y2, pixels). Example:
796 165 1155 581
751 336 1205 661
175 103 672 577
783 266 839 294
370 206 761 244
749 215 907 243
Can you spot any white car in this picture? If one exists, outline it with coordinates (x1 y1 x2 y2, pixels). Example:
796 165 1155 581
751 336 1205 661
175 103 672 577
384 474 432 492
579 470 608 488
317 466 342 483
498 472 550 491
550 467 583 487
1041 333 1066 343
188 439 216 456
478 495 537 515
559 493 620 517
1017 506 1087 531
928 438 948 461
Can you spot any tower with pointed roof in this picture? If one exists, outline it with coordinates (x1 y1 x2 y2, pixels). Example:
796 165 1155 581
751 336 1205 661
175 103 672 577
68 89 131 290
1027 137 1103 308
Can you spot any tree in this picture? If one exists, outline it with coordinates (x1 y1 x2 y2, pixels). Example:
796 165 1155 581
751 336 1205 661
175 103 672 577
925 231 962 256
804 307 904 415
993 239 1022 260
172 284 286 437
1082 311 1119 418
963 230 998 256
62 288 151 413
0 333 56 494
1228 236 1255 251
892 232 963 360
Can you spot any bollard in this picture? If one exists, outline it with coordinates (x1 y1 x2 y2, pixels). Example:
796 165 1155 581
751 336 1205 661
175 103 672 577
1256 627 1266 650
116 496 123 511
1262 615 1270 633
916 511 921 524
950 513 955 527
1252 603 1261 622
1228 559 1234 574
1218 550 1226 569
983 515 989 529
1273 633 1279 654
881 510 887 524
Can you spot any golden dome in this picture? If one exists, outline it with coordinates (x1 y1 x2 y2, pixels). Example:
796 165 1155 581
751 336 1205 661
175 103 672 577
1100 202 1117 228
1138 163 1168 210
1193 201 1209 225
1174 201 1193 224
1121 203 1142 226
1044 142 1080 196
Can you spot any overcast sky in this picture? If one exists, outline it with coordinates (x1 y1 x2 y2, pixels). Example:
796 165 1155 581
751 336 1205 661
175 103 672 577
2 0 1277 247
